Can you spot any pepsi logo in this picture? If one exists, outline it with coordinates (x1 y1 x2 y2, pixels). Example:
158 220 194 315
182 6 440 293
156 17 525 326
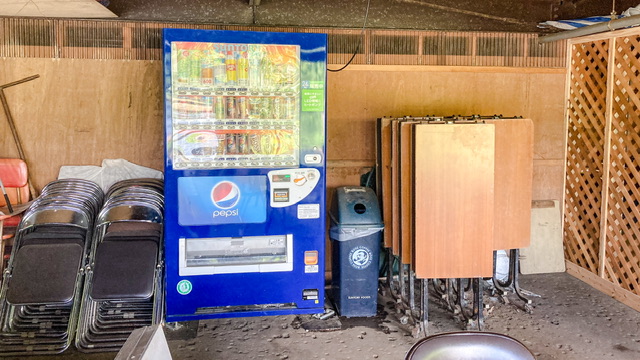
211 181 240 209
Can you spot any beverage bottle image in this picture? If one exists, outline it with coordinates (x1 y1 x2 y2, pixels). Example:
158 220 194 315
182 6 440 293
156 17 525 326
176 49 190 84
273 96 283 119
203 96 214 120
237 52 249 87
248 53 262 90
260 56 272 91
284 97 296 119
213 56 227 87
261 97 273 119
201 55 214 86
225 51 237 86
189 49 202 86
214 96 225 120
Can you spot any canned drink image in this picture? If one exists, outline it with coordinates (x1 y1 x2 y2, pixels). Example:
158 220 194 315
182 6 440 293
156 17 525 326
284 97 296 119
226 133 237 154
260 97 273 119
248 96 262 119
203 96 214 119
226 97 236 119
238 97 248 119
214 133 226 155
248 133 261 154
215 96 225 119
260 132 277 155
237 133 248 154
174 95 189 119
276 130 295 155
273 96 283 119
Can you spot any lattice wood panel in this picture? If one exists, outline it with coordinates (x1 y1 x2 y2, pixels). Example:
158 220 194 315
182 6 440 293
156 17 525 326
564 40 609 274
604 35 640 294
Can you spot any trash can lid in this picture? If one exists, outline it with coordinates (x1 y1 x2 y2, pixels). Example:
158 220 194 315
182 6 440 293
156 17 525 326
329 224 384 241
329 186 383 226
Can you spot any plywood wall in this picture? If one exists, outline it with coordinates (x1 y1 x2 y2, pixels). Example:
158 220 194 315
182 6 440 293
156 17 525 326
0 59 565 202
0 58 164 192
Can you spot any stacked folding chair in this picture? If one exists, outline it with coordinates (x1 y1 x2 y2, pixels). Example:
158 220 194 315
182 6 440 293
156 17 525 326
0 179 103 355
76 179 164 352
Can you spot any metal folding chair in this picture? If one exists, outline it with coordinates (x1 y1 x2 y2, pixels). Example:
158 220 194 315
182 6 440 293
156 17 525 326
0 178 103 356
75 179 164 353
405 331 535 360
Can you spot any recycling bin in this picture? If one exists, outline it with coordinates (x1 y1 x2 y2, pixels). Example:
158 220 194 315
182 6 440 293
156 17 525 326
329 186 384 317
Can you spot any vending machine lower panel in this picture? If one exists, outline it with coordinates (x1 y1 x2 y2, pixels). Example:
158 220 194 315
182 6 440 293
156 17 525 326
166 230 325 320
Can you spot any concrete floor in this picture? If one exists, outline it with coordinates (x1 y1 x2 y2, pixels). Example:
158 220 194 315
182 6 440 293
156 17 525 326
7 272 640 360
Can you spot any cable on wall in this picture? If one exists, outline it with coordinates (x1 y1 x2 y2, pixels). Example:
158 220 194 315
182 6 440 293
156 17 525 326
327 0 371 72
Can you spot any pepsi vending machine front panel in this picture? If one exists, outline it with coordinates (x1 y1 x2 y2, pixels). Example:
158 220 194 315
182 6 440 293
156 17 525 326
163 29 327 321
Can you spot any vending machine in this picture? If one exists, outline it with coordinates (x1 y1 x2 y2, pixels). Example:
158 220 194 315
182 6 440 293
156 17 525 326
162 29 327 321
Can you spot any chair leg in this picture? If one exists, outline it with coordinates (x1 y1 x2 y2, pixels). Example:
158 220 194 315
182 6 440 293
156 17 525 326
421 279 429 336
473 278 484 331
510 249 532 305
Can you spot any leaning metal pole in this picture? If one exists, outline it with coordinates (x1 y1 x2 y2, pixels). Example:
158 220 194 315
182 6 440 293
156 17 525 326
0 75 40 199
539 14 640 43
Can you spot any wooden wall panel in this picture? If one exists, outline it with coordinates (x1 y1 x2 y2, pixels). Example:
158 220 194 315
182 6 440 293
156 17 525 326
327 66 566 203
563 40 609 274
413 123 495 279
486 119 534 250
562 29 640 304
532 160 564 201
0 58 163 192
0 59 565 214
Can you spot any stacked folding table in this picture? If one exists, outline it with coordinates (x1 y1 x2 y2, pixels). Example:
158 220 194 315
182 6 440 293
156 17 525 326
376 116 534 334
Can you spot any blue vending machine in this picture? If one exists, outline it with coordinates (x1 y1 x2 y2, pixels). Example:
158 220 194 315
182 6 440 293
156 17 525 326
162 29 327 321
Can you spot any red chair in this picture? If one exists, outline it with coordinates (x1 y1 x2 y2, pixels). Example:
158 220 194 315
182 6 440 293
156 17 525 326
0 158 30 267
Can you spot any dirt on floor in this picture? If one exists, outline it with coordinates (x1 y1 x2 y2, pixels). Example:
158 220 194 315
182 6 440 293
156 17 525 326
164 272 640 360
5 272 640 360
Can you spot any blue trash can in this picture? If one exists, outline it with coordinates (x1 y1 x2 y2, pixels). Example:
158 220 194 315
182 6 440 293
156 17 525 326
329 186 384 317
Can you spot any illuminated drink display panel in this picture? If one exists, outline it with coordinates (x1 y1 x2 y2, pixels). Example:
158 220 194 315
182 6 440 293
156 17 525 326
170 42 301 170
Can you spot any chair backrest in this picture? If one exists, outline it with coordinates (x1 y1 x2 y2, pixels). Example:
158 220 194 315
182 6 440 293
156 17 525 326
405 331 535 360
0 158 29 206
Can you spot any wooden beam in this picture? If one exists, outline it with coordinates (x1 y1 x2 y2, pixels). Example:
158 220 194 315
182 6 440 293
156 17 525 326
327 64 566 74
566 261 640 312
598 36 616 278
